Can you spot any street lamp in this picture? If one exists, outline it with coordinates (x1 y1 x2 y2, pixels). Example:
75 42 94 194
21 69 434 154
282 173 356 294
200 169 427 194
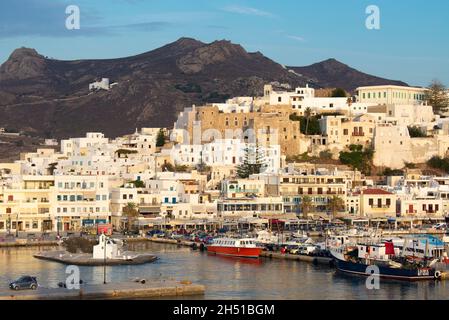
57 216 61 237
15 213 19 238
103 235 107 285
7 213 11 235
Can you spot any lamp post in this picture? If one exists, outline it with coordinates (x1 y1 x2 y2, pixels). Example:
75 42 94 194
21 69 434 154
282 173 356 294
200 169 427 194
15 213 19 238
88 213 91 235
103 235 107 284
57 216 61 237
7 213 11 235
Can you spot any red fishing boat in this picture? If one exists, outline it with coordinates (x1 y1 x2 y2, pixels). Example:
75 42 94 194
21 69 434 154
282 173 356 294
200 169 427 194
207 238 262 258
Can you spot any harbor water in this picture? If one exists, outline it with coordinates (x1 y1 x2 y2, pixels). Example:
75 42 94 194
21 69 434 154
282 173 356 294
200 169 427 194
0 242 448 300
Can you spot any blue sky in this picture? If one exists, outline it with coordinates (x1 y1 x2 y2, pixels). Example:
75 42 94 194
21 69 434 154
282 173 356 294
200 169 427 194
0 0 448 86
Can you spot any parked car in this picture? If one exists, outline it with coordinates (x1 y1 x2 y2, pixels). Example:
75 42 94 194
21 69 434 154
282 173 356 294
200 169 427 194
9 276 38 290
285 245 300 255
433 223 447 230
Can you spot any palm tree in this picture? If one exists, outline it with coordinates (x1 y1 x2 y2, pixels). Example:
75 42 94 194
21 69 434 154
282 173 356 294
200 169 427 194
304 107 312 136
327 196 345 220
300 196 313 219
122 202 140 232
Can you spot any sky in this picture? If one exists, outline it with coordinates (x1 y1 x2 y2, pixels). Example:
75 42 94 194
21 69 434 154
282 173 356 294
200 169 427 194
0 0 448 87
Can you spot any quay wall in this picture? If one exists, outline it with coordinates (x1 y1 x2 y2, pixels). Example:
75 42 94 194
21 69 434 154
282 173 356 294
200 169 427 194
0 281 205 300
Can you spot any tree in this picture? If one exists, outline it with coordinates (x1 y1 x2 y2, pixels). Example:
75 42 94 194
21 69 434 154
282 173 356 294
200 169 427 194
339 145 374 175
47 162 58 175
331 88 347 97
408 126 427 138
426 79 449 115
327 196 345 220
156 129 166 147
236 144 266 178
130 180 145 188
122 203 140 232
428 156 449 173
300 196 313 219
304 107 312 136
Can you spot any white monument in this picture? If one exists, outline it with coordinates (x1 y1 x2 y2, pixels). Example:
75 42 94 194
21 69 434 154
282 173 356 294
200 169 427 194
93 234 119 260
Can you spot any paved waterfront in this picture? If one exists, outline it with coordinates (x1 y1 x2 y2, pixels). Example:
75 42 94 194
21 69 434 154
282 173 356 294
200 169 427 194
1 242 449 300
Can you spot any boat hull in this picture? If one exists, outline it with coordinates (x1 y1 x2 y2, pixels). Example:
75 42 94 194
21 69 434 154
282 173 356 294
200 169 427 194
335 259 436 281
207 246 262 258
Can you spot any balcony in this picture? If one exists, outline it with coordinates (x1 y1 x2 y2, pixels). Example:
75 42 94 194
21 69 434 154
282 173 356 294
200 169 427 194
370 205 390 209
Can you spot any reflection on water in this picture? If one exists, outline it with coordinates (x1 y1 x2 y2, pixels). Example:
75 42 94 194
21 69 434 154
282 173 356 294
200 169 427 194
0 243 448 300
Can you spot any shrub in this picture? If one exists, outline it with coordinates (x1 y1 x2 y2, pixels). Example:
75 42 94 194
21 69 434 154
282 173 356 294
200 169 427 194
63 237 97 254
408 126 427 138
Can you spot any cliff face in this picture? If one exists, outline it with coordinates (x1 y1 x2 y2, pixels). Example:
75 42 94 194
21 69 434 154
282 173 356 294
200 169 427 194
0 38 407 139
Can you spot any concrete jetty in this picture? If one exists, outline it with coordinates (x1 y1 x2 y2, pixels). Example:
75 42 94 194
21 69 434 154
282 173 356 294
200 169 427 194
34 250 157 266
0 240 58 248
147 237 196 247
261 251 334 266
0 280 205 300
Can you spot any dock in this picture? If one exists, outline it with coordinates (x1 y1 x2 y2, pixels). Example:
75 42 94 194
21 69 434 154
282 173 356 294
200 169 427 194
261 251 334 266
0 280 205 300
0 240 58 248
147 237 195 247
34 250 158 266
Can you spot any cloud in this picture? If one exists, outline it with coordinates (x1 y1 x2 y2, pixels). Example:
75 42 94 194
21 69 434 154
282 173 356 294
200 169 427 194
287 35 305 42
222 5 273 17
0 0 170 38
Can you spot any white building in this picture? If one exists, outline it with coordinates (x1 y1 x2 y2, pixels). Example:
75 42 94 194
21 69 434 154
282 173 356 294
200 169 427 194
356 85 428 105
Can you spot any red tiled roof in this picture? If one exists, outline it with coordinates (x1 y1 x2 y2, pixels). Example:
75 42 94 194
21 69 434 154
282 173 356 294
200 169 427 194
362 188 392 195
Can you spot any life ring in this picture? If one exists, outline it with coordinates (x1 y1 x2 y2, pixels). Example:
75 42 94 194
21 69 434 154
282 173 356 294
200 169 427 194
435 271 442 279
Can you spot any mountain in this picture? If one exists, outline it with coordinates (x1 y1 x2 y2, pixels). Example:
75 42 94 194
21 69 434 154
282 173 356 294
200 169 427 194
0 39 408 139
288 58 408 92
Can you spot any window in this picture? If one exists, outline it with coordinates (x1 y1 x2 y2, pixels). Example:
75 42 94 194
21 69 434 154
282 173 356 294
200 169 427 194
368 199 374 206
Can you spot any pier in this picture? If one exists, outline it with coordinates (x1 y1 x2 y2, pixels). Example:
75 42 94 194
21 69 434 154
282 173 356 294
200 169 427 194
0 240 58 248
0 280 205 300
33 250 158 266
261 251 334 266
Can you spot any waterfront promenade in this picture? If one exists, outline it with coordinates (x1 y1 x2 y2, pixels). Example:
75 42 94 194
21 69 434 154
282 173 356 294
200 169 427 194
0 280 205 300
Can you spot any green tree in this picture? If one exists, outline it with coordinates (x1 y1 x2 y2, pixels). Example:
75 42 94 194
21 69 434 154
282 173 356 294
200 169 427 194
304 107 312 136
339 145 374 175
327 196 345 220
237 144 266 178
122 202 140 232
408 126 427 138
47 162 58 175
428 156 449 173
130 180 145 188
156 129 166 147
331 88 347 97
426 79 449 115
300 196 313 219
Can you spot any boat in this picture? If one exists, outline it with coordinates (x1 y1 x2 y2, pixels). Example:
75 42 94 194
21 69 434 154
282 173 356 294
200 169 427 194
331 241 441 281
207 238 262 258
